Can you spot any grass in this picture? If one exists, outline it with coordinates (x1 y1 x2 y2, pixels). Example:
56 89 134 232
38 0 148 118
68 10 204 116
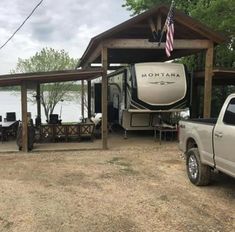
107 157 138 175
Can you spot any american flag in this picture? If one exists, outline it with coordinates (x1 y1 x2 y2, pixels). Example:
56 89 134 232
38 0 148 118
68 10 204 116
165 3 174 57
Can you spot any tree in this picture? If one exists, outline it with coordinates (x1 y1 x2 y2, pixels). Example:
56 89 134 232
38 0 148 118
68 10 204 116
12 48 79 121
122 0 197 15
190 0 235 68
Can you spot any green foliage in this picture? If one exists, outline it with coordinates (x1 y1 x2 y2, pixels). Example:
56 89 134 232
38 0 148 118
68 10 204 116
190 0 235 68
123 0 169 15
191 0 235 37
12 48 78 73
123 0 197 15
12 48 80 121
0 86 20 91
0 84 81 92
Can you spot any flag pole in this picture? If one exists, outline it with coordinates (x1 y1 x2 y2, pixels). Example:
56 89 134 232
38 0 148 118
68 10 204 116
158 0 174 47
157 24 166 47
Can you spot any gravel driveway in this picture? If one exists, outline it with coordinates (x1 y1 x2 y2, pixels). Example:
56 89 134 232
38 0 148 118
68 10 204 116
0 142 234 232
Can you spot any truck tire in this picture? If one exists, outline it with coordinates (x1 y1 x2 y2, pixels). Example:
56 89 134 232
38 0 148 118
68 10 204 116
186 148 211 186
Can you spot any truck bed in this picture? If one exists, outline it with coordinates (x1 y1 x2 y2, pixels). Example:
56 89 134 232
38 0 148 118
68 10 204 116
179 118 216 165
181 118 217 125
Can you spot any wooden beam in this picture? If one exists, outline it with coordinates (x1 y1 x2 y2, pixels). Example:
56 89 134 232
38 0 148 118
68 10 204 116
104 39 211 49
101 47 108 150
21 82 28 152
157 14 162 31
90 64 127 70
203 42 214 118
81 44 102 68
81 80 85 121
191 82 199 118
148 17 161 42
148 18 157 33
87 80 91 118
36 83 41 125
0 69 103 87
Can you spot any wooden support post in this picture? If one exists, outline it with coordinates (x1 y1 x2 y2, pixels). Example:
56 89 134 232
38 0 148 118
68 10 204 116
203 42 214 118
149 18 157 33
87 80 91 118
21 82 28 152
81 80 85 121
148 18 158 41
102 47 108 150
36 83 41 125
157 14 162 31
191 83 199 118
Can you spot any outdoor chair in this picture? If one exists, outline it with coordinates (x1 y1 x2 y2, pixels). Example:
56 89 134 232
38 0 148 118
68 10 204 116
48 114 61 124
0 125 3 143
6 112 16 122
0 125 7 142
153 113 178 144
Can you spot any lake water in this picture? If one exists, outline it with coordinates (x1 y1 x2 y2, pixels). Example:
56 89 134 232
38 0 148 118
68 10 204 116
0 91 84 123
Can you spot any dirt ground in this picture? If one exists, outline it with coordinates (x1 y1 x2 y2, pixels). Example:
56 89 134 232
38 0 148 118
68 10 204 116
0 139 234 232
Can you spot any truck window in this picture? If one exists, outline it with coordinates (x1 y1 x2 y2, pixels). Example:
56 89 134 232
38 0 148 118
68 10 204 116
223 98 235 125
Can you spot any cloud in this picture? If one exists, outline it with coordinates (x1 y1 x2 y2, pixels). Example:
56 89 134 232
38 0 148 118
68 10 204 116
0 0 130 74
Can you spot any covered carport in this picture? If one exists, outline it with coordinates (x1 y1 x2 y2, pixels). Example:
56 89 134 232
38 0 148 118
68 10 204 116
192 68 235 117
0 69 103 152
79 4 226 149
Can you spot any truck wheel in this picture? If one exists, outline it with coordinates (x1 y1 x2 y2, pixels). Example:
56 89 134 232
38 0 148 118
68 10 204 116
186 148 211 186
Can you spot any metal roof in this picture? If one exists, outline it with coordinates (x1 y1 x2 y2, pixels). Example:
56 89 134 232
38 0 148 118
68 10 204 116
80 4 226 67
0 69 103 87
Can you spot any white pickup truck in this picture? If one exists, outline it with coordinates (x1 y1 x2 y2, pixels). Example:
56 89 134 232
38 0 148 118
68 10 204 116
179 94 235 186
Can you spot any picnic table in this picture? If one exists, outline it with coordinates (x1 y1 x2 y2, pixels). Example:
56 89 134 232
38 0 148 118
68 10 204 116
0 121 17 128
154 125 178 145
0 121 18 141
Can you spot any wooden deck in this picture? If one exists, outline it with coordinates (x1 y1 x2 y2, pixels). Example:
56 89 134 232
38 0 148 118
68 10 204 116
0 140 102 153
0 130 162 153
0 141 18 153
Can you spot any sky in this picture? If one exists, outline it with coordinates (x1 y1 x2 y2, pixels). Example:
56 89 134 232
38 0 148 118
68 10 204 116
0 0 130 74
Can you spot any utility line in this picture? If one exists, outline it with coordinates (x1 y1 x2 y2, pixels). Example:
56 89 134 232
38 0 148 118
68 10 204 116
0 0 44 50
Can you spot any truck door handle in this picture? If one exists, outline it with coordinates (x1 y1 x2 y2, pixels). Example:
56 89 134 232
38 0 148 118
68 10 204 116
215 131 223 138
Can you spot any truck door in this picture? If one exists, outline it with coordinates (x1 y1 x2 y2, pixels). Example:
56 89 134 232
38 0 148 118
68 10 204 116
214 97 235 177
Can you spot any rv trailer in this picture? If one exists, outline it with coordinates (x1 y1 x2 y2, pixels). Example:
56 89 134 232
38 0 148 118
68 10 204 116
91 62 191 134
